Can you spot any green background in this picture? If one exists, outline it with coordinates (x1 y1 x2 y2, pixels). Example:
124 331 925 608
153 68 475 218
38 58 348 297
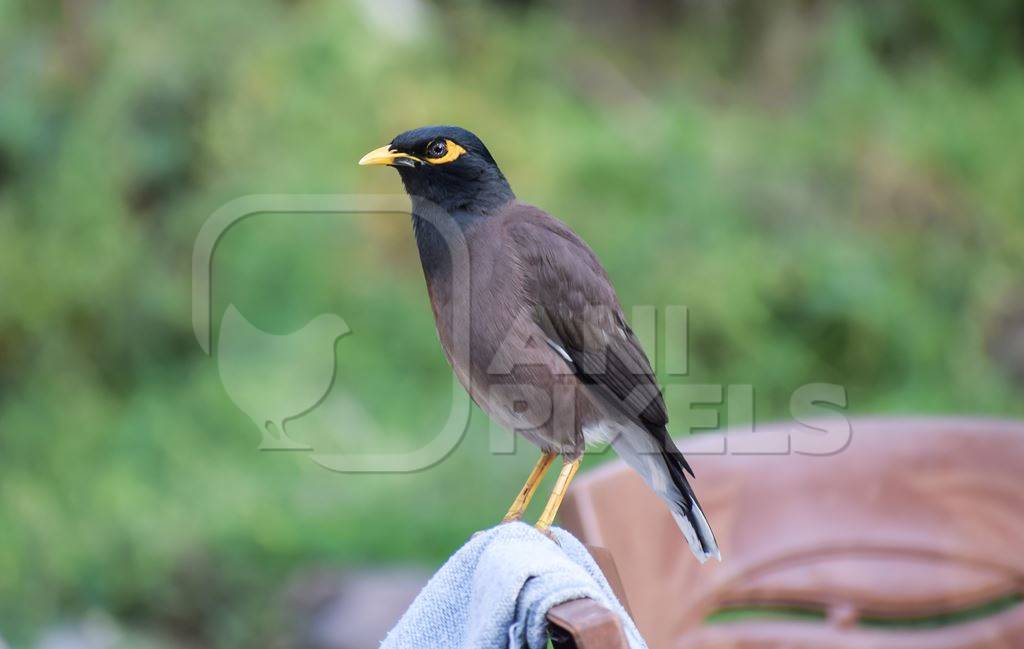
2 0 1023 646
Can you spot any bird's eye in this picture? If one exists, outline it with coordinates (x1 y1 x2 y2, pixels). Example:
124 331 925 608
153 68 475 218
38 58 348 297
426 139 448 159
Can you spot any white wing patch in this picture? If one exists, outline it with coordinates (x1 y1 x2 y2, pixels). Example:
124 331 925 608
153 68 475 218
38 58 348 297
582 420 619 447
545 337 574 365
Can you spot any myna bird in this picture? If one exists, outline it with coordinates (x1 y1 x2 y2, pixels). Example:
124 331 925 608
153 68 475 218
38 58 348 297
360 126 720 562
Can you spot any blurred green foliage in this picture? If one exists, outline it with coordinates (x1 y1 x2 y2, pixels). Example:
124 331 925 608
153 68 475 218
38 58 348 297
1 0 1022 646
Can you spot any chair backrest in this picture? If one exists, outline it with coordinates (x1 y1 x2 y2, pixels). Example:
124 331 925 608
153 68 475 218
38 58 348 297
560 418 1024 649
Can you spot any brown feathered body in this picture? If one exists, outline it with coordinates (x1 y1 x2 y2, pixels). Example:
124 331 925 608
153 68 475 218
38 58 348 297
419 201 719 561
424 203 614 457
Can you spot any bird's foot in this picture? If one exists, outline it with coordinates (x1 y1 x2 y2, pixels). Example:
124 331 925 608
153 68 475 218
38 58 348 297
535 524 560 545
471 515 525 542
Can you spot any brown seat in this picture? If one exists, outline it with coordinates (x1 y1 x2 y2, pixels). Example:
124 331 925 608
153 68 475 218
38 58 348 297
548 598 630 649
559 417 1024 649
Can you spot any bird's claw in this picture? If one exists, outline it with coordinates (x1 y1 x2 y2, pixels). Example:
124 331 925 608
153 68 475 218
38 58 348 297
535 524 560 545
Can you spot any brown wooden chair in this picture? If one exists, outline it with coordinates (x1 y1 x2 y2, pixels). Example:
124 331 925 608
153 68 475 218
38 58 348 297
548 598 629 649
559 417 1024 649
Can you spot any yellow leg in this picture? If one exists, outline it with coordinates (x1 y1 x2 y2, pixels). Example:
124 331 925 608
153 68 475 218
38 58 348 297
535 459 581 532
502 451 557 522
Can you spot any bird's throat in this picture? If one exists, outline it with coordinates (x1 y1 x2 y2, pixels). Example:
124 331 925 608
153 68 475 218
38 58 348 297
411 211 454 280
408 193 512 281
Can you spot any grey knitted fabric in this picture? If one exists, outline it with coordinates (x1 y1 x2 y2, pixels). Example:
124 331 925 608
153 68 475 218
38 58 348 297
380 522 647 649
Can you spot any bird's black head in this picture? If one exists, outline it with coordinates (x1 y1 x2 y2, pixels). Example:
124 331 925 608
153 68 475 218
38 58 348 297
359 125 514 215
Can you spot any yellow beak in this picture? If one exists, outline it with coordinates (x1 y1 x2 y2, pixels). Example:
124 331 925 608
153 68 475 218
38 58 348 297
358 145 419 167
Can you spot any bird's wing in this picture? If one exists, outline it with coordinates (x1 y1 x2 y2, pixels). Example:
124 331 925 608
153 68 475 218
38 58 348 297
506 207 711 554
505 207 669 432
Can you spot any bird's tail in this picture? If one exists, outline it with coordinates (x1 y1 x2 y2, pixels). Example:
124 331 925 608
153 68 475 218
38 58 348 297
611 426 721 563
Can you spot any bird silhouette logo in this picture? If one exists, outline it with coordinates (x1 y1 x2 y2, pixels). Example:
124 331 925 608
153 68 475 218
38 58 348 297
217 304 350 450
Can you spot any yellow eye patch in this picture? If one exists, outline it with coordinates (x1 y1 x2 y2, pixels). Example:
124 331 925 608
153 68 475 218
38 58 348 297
424 139 467 165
